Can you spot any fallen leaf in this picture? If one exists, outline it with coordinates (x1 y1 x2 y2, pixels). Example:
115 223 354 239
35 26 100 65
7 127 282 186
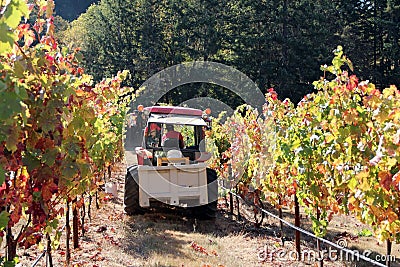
210 250 218 256
191 242 209 255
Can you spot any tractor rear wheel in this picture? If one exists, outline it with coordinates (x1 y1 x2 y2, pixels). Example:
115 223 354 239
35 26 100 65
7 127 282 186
124 165 144 215
194 168 218 219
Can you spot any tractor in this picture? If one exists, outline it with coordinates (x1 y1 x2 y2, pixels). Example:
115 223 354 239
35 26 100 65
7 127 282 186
124 105 218 218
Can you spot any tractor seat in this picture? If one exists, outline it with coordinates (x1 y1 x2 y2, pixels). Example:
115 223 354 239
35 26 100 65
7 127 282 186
162 138 180 149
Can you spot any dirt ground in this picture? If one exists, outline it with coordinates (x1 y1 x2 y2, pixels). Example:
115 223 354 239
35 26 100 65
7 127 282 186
18 164 400 267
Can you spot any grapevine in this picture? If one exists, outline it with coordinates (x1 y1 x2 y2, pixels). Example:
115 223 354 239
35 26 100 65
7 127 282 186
0 0 131 264
209 46 400 264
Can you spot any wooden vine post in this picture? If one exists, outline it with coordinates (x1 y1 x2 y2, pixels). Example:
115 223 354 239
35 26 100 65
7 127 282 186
278 197 284 244
316 207 323 267
72 198 79 249
66 201 71 265
386 239 392 267
81 194 86 237
294 194 301 258
46 233 53 267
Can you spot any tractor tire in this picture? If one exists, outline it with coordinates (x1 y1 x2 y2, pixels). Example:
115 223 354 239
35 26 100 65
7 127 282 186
194 168 218 219
124 165 144 215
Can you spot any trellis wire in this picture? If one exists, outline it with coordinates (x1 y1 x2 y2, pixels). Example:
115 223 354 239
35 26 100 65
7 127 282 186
223 185 388 267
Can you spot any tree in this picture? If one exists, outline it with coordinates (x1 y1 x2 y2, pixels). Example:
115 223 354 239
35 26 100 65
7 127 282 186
60 0 400 107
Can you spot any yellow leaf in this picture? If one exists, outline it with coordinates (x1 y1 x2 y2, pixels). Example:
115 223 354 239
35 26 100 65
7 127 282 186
359 178 371 191
38 242 44 252
375 110 389 123
356 170 371 191
382 85 397 98
356 169 369 179
385 157 397 169
325 133 335 143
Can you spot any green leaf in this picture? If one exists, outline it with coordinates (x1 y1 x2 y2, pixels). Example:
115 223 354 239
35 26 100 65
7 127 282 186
0 91 21 120
13 60 25 78
0 24 16 54
77 160 91 179
5 130 19 152
3 3 23 29
61 46 69 57
22 152 41 172
310 183 319 196
0 0 29 54
61 162 78 180
0 166 5 185
0 211 10 231
358 228 373 237
75 51 83 62
13 82 28 100
0 80 5 91
42 148 60 167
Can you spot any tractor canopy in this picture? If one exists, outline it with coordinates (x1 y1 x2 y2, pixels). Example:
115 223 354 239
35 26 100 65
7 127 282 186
143 106 203 116
147 113 207 126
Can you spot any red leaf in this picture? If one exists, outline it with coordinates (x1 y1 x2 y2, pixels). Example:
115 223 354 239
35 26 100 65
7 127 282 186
392 171 400 190
346 75 358 91
378 171 392 191
42 182 57 201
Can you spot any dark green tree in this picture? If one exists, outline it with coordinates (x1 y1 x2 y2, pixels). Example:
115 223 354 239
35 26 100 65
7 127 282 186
59 0 400 107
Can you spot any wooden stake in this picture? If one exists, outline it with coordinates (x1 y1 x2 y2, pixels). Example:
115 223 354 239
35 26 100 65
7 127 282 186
229 192 234 217
88 194 92 221
72 198 79 249
66 201 71 265
81 194 86 237
46 233 53 267
294 195 301 259
236 195 241 221
386 239 392 267
278 197 284 246
316 207 323 267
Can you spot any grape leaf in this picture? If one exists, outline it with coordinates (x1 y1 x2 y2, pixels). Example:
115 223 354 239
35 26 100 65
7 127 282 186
0 24 16 54
0 92 21 120
0 211 10 231
42 147 60 167
0 166 5 185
